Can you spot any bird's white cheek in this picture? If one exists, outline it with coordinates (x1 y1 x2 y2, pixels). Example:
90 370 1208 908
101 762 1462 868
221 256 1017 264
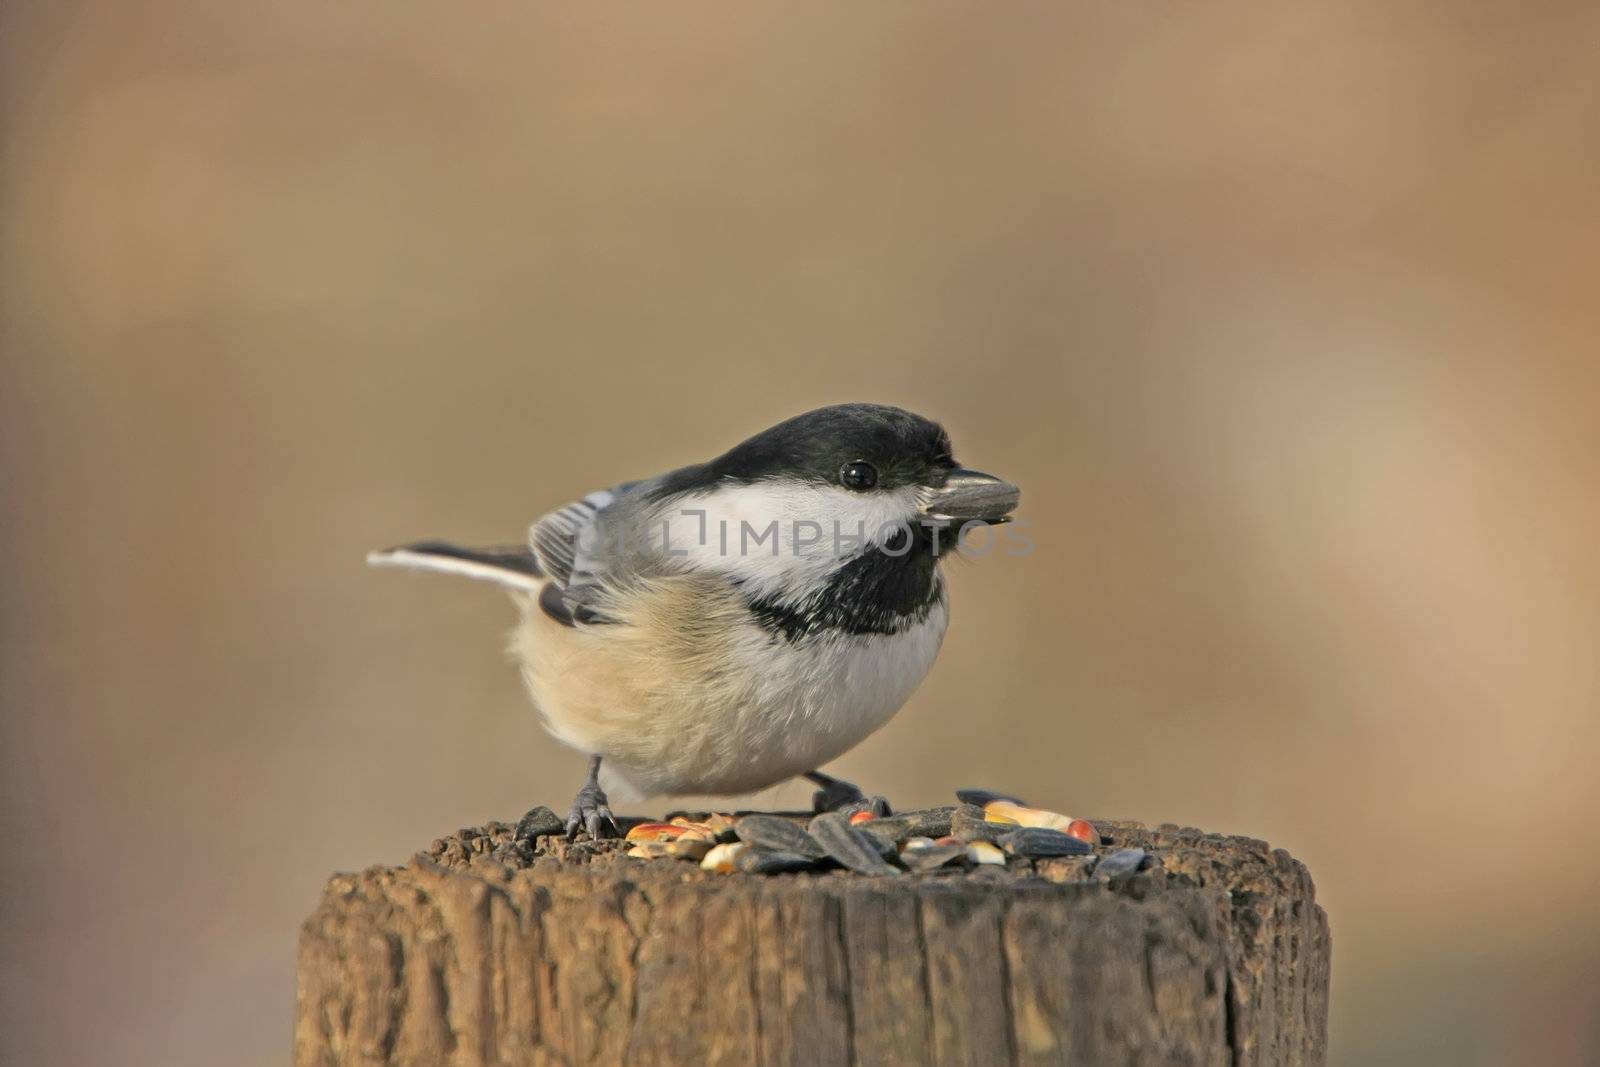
650 481 921 597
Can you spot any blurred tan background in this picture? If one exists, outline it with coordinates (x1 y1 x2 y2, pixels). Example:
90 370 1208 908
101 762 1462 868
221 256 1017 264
3 2 1598 1064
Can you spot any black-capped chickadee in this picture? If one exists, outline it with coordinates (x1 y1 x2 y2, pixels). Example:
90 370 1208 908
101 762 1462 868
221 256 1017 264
368 403 1021 837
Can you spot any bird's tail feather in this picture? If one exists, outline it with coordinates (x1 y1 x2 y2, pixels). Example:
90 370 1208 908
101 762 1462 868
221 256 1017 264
366 541 544 592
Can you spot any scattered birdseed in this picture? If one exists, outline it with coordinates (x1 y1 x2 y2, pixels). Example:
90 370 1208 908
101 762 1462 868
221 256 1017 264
857 816 918 856
1094 847 1148 878
950 805 1011 843
829 794 892 819
735 814 827 859
700 842 748 872
984 799 1075 832
809 812 901 876
625 822 688 843
514 806 564 843
958 789 1095 837
856 826 901 859
966 841 1006 865
897 806 956 838
859 813 913 838
998 827 1093 858
955 788 1026 807
668 819 720 841
512 790 1151 882
901 843 967 872
668 838 713 862
734 848 818 875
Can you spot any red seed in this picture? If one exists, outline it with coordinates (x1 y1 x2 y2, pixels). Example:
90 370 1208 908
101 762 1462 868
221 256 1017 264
1065 819 1100 845
848 811 877 825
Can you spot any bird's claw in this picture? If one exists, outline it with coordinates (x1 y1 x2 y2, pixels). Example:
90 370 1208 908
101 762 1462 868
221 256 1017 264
565 780 620 839
811 779 891 817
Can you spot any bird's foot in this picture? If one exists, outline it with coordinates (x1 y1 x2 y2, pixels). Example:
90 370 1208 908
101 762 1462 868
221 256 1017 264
806 772 891 817
565 780 620 840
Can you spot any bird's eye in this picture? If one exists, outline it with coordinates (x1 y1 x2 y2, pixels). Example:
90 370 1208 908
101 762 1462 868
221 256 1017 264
839 460 878 490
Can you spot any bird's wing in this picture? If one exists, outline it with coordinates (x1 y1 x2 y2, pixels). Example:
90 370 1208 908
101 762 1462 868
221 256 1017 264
528 481 643 588
540 472 721 625
367 481 653 625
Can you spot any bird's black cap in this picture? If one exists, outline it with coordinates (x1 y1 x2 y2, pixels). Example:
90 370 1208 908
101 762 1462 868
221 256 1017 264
660 403 956 494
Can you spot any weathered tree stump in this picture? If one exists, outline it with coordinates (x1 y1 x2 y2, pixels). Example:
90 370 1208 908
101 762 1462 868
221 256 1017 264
296 813 1329 1067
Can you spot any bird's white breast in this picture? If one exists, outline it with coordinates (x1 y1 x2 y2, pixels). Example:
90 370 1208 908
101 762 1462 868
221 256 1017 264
707 598 950 794
510 576 949 799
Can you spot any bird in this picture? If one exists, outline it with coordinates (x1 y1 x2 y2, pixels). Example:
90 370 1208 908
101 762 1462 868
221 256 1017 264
367 403 1020 838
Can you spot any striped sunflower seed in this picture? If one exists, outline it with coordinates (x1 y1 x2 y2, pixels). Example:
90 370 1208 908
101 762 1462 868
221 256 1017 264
1094 848 1148 878
734 848 820 875
900 843 966 872
998 827 1093 858
809 812 900 876
950 804 1010 843
955 788 1026 807
734 814 826 859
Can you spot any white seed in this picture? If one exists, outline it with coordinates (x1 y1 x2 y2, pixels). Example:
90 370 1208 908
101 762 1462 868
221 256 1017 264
967 841 1006 866
700 842 748 872
669 838 713 861
985 800 1076 831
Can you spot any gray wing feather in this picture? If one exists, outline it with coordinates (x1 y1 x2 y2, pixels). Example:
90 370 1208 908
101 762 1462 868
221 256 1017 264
528 481 642 587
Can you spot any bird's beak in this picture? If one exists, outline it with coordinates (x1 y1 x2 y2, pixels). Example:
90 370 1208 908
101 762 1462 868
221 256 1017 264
920 468 1021 527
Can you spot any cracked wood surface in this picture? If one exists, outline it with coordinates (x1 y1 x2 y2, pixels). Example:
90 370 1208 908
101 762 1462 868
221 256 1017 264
296 819 1329 1067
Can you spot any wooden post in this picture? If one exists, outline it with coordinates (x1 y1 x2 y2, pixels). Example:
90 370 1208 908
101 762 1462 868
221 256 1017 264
296 817 1329 1066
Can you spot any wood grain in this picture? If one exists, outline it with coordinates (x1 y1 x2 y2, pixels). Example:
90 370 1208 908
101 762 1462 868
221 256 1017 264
296 819 1329 1066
